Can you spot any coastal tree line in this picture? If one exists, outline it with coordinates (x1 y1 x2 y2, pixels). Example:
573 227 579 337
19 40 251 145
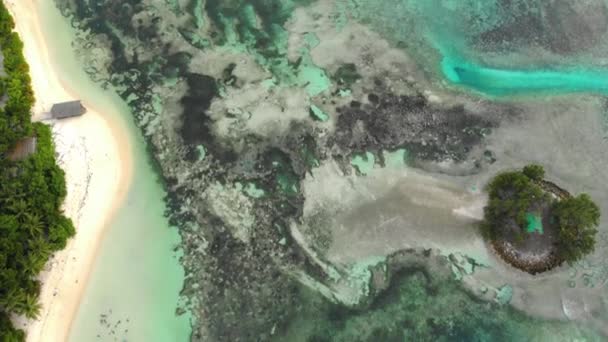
0 4 75 340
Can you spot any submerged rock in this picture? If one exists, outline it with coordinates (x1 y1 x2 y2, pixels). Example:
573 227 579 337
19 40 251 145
495 284 513 305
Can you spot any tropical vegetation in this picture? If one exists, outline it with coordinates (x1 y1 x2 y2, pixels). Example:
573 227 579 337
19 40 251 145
481 167 547 237
1 3 75 340
553 193 600 264
482 164 600 266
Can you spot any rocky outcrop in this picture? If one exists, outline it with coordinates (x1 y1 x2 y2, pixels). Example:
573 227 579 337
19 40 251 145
492 239 561 275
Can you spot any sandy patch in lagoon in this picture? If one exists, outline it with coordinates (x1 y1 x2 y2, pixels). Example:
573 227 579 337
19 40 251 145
470 95 608 333
301 94 608 335
303 161 490 264
4 0 134 341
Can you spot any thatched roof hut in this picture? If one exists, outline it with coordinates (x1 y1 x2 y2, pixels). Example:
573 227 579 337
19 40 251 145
51 100 86 119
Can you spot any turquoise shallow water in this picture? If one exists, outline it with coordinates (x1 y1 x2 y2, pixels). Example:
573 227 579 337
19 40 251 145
356 0 608 97
441 56 608 97
429 0 608 98
69 165 191 342
36 2 191 340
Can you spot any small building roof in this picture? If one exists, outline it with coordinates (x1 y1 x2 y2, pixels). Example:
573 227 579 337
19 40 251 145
51 100 86 119
525 212 543 234
7 137 37 161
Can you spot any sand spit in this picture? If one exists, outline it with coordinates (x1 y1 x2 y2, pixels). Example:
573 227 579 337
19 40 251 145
4 0 134 340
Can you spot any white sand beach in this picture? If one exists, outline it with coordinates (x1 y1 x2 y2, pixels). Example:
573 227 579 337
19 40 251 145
4 0 134 340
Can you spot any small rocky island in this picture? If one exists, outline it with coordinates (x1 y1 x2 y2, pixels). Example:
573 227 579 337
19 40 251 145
482 165 600 274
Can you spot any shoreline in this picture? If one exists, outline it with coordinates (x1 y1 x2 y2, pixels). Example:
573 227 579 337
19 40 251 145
490 239 562 275
4 0 134 341
488 179 571 275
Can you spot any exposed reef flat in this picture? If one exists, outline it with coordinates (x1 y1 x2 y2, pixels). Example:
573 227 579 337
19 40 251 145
52 0 608 340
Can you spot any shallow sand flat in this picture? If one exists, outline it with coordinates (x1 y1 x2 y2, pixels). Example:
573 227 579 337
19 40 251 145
468 95 608 333
303 161 488 264
307 94 608 334
4 0 134 340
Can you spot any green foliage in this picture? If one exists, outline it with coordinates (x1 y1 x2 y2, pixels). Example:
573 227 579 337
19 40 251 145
482 164 600 265
553 194 600 264
0 4 34 152
0 312 24 342
482 167 545 239
0 124 75 336
0 3 74 339
522 164 545 181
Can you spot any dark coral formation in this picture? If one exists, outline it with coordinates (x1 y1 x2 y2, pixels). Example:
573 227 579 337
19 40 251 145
332 92 495 162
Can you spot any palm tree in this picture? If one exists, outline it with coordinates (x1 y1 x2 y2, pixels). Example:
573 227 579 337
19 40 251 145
23 293 41 319
0 311 26 342
21 253 47 276
28 235 51 260
0 288 25 314
2 329 25 342
8 199 28 223
22 213 44 237
0 214 18 236
14 292 41 319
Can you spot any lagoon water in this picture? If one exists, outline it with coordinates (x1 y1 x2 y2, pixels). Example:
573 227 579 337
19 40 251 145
441 56 608 97
36 2 191 340
357 0 608 97
32 0 608 340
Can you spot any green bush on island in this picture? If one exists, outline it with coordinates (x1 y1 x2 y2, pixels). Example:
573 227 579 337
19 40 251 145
481 168 547 237
522 164 545 181
482 164 600 268
553 194 600 265
0 3 75 340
